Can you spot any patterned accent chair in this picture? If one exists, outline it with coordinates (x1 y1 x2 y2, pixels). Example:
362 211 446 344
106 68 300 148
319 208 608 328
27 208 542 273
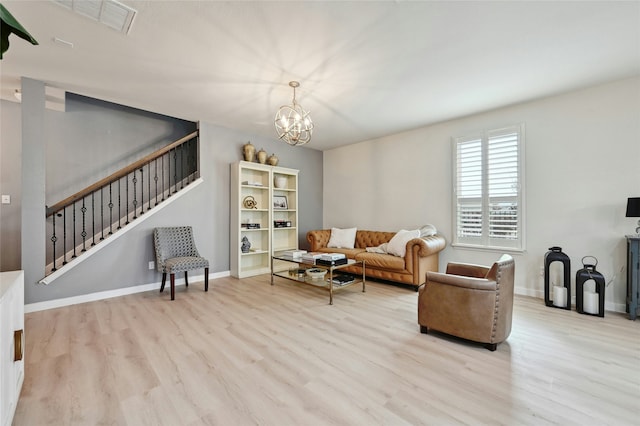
418 254 515 351
153 226 209 300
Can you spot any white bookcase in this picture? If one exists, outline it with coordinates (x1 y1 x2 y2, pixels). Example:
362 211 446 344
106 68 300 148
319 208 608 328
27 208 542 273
231 161 299 278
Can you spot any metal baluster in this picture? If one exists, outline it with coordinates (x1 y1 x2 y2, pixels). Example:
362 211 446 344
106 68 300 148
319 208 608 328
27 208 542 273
109 182 114 234
81 198 87 252
191 137 196 182
167 149 172 197
173 148 178 193
154 158 159 206
140 167 145 215
125 174 130 224
62 208 67 265
72 202 77 258
118 178 122 229
186 139 191 182
179 143 184 190
184 140 189 182
162 153 166 200
148 162 152 211
51 213 57 272
91 193 96 246
189 138 195 183
100 186 105 240
132 169 138 220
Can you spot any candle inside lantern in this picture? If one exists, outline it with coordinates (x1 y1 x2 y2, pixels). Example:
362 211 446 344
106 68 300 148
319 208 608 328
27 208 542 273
584 291 599 315
553 285 568 308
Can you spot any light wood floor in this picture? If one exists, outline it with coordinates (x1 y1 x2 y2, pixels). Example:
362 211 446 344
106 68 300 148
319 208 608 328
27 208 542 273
14 275 640 425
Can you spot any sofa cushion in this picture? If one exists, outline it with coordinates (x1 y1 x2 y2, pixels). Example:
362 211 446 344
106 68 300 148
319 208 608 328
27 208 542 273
354 252 406 271
327 227 357 249
387 229 421 257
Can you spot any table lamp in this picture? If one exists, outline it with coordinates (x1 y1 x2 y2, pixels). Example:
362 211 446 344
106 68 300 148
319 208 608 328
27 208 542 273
626 197 640 234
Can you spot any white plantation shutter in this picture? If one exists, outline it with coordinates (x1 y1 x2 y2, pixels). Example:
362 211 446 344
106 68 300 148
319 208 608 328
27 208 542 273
456 137 483 241
453 125 524 250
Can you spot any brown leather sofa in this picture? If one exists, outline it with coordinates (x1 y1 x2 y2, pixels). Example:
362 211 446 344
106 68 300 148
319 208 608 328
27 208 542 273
306 229 446 290
418 254 515 351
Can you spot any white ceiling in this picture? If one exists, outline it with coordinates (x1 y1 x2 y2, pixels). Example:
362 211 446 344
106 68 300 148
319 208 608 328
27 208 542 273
2 1 639 151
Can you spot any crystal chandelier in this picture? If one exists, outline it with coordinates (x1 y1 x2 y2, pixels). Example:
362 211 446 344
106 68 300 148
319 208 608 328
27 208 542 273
274 81 313 146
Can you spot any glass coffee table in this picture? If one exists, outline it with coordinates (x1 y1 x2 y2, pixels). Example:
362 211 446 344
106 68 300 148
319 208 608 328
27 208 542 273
271 254 365 304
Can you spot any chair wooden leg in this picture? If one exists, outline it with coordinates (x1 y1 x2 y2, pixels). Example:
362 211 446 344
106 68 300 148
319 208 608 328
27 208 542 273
160 273 167 293
170 273 176 300
204 267 209 292
184 271 189 287
420 325 429 334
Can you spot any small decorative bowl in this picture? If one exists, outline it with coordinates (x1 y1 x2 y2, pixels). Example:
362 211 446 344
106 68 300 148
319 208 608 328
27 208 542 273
306 268 327 281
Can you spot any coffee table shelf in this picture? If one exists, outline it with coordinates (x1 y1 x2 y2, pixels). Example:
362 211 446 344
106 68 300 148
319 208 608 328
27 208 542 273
271 255 365 304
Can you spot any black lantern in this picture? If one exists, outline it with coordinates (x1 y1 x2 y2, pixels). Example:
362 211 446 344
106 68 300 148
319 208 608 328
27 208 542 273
544 246 571 309
576 256 605 317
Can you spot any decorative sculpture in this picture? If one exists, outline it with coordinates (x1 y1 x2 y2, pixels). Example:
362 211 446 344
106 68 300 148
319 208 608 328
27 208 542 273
241 236 251 253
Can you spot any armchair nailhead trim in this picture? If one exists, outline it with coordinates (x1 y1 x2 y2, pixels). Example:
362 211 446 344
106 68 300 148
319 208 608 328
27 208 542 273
490 266 503 340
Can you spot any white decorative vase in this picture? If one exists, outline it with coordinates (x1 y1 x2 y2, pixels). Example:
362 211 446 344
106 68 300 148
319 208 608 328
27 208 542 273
274 176 287 189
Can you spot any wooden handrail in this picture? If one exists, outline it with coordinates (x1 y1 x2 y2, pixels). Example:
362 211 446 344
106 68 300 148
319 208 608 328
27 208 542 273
46 130 198 217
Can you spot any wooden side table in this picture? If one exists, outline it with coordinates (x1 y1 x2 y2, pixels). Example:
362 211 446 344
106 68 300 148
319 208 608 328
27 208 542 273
626 235 640 320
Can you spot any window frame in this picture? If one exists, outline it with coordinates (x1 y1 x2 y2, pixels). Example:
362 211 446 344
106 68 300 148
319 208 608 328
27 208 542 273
452 124 526 252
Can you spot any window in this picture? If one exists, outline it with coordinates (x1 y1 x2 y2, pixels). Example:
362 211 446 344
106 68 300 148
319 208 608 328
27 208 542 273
453 124 525 250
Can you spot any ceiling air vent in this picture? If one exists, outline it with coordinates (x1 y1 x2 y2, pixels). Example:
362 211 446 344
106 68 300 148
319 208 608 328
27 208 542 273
52 0 137 34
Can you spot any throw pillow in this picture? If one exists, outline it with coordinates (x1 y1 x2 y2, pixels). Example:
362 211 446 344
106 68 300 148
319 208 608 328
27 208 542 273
327 227 357 249
387 229 421 257
365 243 388 254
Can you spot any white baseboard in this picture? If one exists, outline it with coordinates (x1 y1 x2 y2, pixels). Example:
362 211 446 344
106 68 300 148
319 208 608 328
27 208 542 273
514 285 626 313
25 270 230 313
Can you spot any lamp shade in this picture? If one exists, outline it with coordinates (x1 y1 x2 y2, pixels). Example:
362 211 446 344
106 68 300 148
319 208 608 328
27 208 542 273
626 197 640 218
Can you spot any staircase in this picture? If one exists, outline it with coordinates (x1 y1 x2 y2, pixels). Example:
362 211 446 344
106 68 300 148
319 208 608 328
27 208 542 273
42 131 200 283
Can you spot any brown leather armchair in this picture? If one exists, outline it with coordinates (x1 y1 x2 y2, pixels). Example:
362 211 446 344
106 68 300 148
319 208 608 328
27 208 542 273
418 254 515 351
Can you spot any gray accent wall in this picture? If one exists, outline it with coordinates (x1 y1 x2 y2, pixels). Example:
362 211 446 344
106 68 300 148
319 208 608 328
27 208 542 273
20 79 46 294
1 79 323 304
46 93 197 204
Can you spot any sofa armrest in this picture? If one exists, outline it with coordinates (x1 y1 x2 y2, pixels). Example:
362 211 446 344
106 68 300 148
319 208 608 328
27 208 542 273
406 234 446 258
307 229 332 251
426 271 497 291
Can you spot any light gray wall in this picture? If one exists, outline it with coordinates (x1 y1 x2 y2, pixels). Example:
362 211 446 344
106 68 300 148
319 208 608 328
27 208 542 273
2 82 322 304
323 76 640 312
0 100 22 271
